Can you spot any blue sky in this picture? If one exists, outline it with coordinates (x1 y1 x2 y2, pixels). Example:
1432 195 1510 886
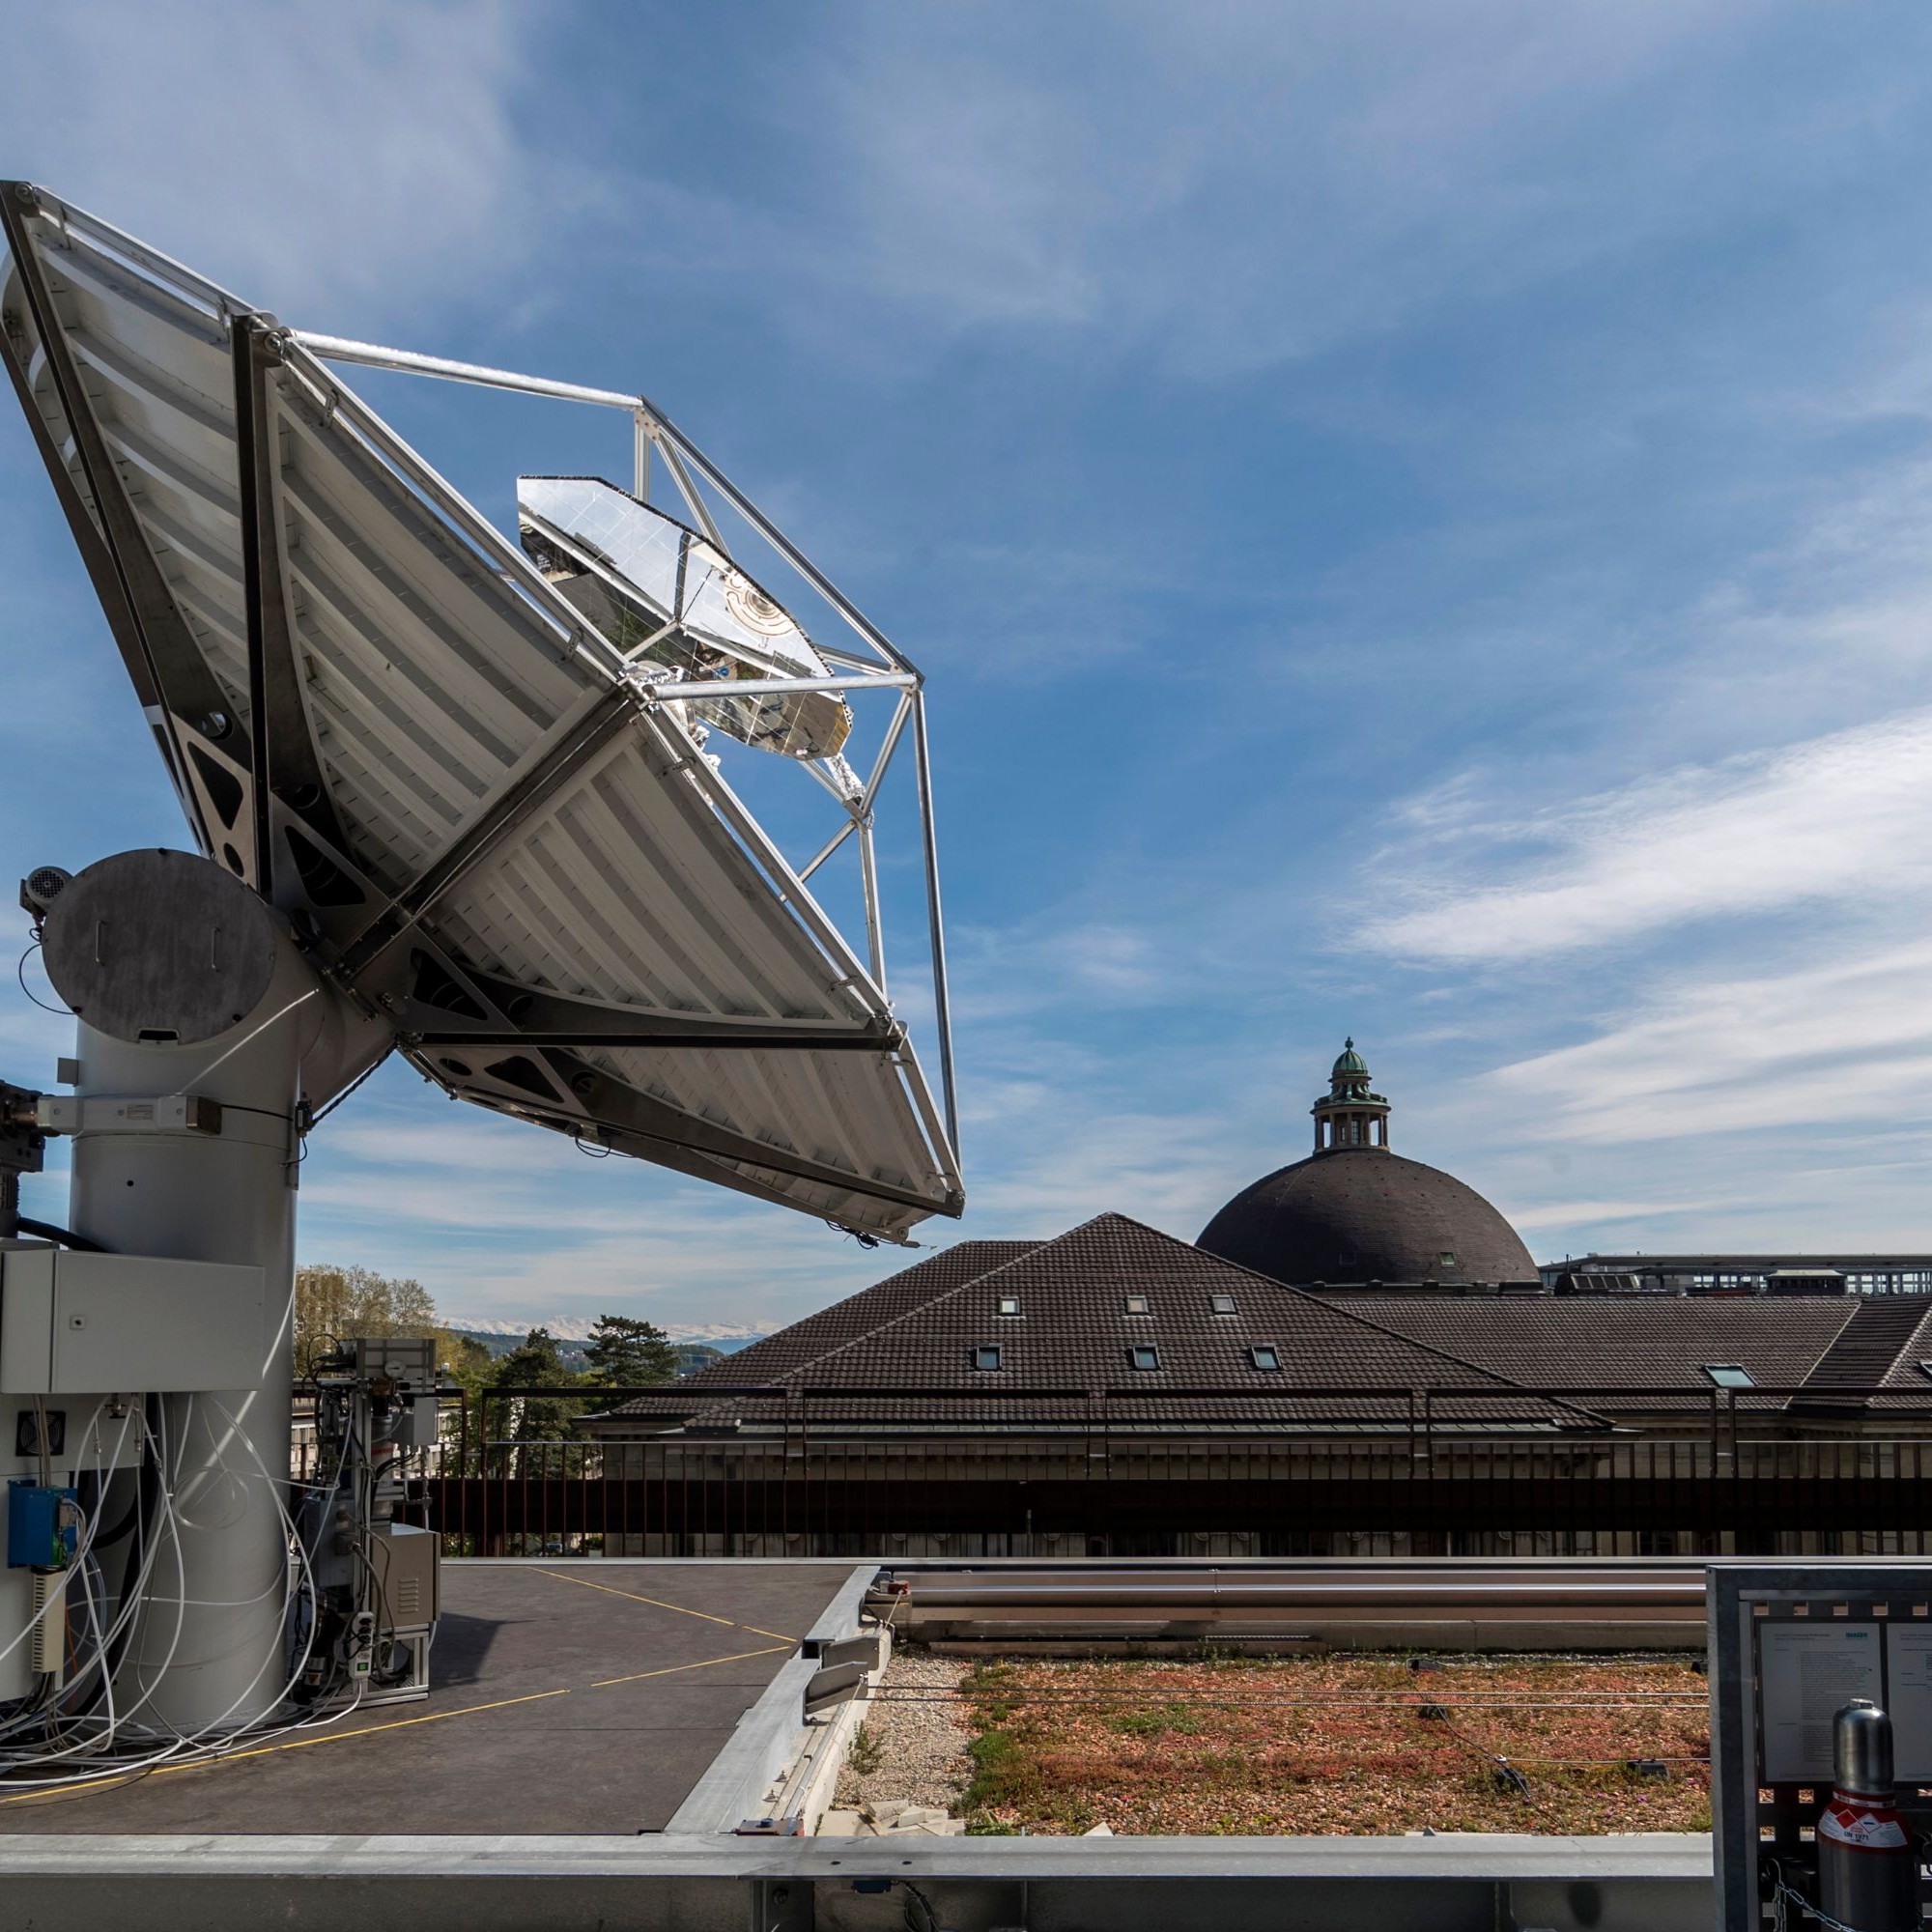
7 1 1932 1333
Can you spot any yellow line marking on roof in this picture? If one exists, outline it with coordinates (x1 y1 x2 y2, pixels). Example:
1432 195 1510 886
535 1566 797 1642
0 1688 573 1804
591 1642 790 1689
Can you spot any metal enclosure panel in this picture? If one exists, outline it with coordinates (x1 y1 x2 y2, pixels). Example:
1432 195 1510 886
0 1251 268 1394
0 1248 56 1394
379 1521 439 1633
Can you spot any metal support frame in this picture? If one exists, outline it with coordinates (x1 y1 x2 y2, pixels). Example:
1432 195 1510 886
287 327 962 1162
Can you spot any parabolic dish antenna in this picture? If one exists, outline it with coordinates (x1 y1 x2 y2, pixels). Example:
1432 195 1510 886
0 182 962 1239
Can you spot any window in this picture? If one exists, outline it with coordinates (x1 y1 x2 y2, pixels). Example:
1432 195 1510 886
1210 1293 1237 1316
1250 1345 1281 1372
1128 1344 1161 1372
1704 1364 1754 1389
1437 1252 1458 1269
998 1295 1020 1317
1122 1293 1150 1316
1920 1362 1932 1383
972 1345 1002 1372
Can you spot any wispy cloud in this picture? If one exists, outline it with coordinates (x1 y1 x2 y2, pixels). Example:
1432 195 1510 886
1368 708 1932 963
1487 940 1932 1145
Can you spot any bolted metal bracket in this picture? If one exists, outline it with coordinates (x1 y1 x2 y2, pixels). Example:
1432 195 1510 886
35 1094 223 1137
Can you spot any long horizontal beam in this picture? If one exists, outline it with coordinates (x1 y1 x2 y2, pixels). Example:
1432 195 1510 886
290 332 639 410
645 671 916 702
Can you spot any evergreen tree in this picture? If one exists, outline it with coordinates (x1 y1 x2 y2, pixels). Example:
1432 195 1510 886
582 1314 679 1387
491 1327 579 1476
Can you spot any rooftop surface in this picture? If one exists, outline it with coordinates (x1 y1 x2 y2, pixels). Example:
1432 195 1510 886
590 1214 1932 1434
0 1561 857 1835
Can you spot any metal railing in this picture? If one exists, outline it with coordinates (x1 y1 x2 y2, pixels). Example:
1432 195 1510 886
287 1380 1932 1559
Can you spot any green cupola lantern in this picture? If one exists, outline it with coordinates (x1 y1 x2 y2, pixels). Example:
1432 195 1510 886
1312 1037 1391 1152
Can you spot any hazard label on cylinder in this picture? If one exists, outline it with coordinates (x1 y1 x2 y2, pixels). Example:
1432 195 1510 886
1819 1799 1913 1851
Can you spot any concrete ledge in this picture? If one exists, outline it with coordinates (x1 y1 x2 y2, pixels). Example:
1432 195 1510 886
665 1561 877 1833
0 1832 1715 1932
0 1828 1716 1878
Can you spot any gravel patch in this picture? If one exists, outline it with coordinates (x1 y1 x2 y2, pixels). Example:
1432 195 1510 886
833 1648 970 1815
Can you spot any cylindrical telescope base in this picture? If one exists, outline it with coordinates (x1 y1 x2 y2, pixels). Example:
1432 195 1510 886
41 850 349 1736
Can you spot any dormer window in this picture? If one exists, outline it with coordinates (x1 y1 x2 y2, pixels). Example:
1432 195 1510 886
1127 1344 1161 1372
972 1345 1003 1372
998 1295 1020 1317
1122 1293 1150 1316
1250 1345 1281 1372
1210 1293 1237 1316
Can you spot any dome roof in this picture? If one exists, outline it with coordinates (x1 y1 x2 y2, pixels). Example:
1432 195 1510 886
1331 1037 1370 1080
1197 1149 1538 1288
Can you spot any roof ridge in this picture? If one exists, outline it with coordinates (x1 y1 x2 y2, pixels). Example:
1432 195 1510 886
674 1239 1033 1392
658 1238 1042 1427
755 1234 1061 1385
1799 1295 1932 1395
1110 1218 1614 1425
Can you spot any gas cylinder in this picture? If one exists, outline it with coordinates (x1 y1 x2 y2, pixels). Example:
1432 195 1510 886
1817 1700 1919 1932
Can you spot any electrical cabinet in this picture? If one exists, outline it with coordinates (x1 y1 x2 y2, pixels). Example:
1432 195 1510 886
0 1249 268 1395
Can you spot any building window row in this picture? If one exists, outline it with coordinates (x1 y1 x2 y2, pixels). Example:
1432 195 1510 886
994 1293 1248 1320
968 1343 1287 1375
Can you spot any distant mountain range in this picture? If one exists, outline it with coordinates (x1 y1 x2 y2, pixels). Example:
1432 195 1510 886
446 1317 779 1346
444 1321 772 1378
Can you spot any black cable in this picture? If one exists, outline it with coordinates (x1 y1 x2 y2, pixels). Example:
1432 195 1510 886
17 1217 103 1253
14 939 68 1016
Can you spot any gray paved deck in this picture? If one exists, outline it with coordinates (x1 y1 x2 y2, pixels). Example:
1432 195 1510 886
0 1561 856 1834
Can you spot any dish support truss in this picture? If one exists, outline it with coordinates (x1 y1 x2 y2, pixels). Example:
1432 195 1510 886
0 181 960 1239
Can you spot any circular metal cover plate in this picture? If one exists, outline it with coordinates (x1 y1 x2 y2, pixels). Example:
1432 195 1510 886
41 849 279 1046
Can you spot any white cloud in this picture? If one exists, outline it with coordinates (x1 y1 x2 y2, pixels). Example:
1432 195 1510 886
1487 939 1932 1146
1368 707 1932 963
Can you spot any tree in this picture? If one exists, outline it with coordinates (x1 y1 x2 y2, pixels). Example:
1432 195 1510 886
490 1327 580 1478
582 1314 679 1387
295 1264 439 1372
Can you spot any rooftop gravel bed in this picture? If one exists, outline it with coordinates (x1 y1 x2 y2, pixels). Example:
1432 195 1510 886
848 1648 1712 1836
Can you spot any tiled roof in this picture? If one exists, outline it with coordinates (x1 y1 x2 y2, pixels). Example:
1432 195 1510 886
1342 1294 1865 1407
588 1215 1932 1437
618 1240 1037 1402
596 1215 1607 1433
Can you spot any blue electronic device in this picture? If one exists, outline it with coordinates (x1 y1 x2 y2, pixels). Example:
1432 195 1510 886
6 1481 78 1571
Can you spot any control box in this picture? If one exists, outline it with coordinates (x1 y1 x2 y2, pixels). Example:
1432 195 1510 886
0 1249 267 1394
7 1481 78 1570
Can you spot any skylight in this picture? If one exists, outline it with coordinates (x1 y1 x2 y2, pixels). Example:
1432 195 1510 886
1128 1344 1161 1372
972 1345 1003 1372
1122 1294 1150 1316
1250 1345 1281 1372
1704 1364 1754 1389
998 1295 1020 1317
1210 1293 1237 1316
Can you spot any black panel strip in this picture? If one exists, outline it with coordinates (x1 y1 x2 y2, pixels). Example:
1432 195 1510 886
230 318 355 901
553 1050 946 1216
0 184 239 852
230 316 274 895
